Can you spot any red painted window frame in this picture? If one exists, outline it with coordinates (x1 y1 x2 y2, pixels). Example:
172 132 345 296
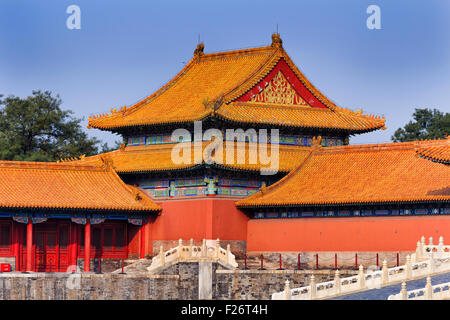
78 222 128 259
0 220 12 257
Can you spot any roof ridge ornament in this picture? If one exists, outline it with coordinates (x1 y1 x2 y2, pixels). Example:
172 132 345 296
194 42 205 57
311 136 322 150
100 154 115 171
202 94 224 114
271 33 283 48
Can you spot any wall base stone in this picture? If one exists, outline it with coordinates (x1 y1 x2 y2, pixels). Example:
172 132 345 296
0 261 358 300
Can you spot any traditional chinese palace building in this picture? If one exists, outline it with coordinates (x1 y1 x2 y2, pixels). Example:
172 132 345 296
0 34 448 272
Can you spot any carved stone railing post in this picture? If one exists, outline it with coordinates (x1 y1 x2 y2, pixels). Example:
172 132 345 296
438 236 444 258
428 237 434 258
381 260 388 285
309 275 316 300
160 245 165 266
405 255 412 280
178 238 183 258
226 244 231 265
202 239 207 257
216 238 220 258
358 265 365 289
415 240 422 262
428 251 435 274
334 269 341 295
284 280 291 300
401 282 407 300
425 276 433 300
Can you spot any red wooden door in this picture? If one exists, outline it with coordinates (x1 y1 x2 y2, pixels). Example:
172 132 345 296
19 223 70 272
35 231 58 272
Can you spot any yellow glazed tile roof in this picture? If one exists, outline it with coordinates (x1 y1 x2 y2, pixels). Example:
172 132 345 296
237 139 450 208
88 46 274 129
70 142 313 174
88 35 385 133
217 102 385 132
0 161 160 212
416 137 450 164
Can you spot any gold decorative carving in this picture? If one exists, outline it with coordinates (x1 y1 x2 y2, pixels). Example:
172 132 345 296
250 71 308 106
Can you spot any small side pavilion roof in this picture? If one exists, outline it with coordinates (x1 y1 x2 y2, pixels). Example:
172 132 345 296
0 160 160 212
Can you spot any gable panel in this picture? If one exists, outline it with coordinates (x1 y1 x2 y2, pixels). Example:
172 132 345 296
234 58 328 109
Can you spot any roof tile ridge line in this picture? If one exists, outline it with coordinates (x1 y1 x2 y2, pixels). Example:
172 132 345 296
64 149 119 164
108 165 161 211
226 101 333 111
329 105 385 131
127 184 162 211
122 143 192 153
236 146 317 206
201 45 274 59
0 160 102 171
89 54 201 122
319 140 418 154
417 136 450 146
281 50 386 125
220 47 281 105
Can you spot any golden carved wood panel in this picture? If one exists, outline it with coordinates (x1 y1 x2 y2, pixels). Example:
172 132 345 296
250 71 309 106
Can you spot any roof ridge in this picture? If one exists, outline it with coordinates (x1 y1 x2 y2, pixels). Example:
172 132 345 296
200 45 274 60
316 138 449 155
279 49 386 127
106 161 162 210
88 53 204 125
88 45 277 127
222 48 283 104
122 141 313 153
0 160 103 171
228 101 333 111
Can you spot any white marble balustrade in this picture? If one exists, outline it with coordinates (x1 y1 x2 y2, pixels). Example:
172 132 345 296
272 236 450 300
147 238 238 273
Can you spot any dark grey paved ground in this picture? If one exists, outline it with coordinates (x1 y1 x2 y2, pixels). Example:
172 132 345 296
327 272 450 300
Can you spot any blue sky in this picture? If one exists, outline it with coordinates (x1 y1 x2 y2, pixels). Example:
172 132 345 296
0 0 449 146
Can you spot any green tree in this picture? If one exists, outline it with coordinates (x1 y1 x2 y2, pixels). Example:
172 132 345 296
0 90 119 161
392 108 450 142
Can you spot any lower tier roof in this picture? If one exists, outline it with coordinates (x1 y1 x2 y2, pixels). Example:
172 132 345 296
237 138 450 208
68 142 313 174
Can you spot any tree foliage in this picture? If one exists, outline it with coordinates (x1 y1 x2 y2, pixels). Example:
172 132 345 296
0 90 120 162
392 108 449 142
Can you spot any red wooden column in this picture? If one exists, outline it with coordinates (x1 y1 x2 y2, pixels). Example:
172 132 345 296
12 222 20 271
26 220 33 272
140 220 146 259
69 222 78 267
84 220 91 272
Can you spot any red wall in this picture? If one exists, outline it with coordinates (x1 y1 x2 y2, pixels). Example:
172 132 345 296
127 224 140 256
247 216 450 252
148 198 249 253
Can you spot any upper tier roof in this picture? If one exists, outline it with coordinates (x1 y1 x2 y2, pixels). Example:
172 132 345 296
236 138 450 208
68 142 312 174
88 34 386 133
0 160 160 212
